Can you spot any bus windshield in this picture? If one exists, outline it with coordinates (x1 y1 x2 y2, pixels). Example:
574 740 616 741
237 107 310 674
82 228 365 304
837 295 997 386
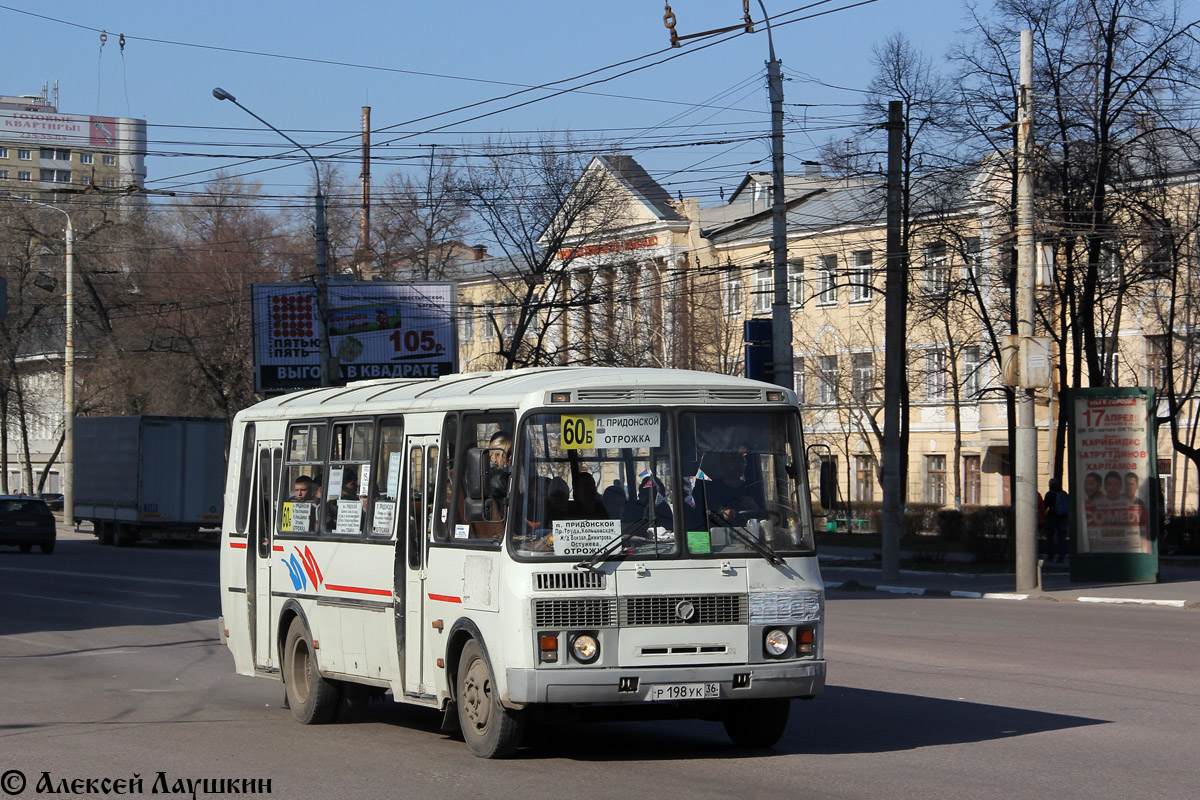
510 409 813 560
678 410 813 558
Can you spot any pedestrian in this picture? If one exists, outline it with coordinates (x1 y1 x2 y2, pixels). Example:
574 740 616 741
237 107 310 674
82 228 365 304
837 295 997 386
1043 477 1070 563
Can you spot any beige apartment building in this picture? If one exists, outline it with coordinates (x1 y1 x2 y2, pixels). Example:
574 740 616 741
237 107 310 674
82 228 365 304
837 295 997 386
454 153 1200 515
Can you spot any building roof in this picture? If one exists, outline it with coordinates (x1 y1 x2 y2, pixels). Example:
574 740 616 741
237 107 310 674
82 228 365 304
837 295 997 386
595 155 686 222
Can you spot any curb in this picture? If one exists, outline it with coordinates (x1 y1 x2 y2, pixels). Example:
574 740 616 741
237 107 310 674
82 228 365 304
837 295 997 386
827 579 1196 609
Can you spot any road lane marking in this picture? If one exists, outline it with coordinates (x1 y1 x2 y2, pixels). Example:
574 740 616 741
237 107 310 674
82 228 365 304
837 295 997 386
4 592 212 619
1077 596 1187 608
0 565 217 587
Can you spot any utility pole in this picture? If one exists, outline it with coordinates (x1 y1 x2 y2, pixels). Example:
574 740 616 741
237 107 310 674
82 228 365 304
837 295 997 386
1014 30 1039 591
360 106 371 262
881 101 906 582
762 4 794 392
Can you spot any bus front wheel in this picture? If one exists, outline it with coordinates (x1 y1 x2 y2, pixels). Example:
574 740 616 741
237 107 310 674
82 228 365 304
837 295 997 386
456 639 524 758
284 617 338 724
722 698 791 748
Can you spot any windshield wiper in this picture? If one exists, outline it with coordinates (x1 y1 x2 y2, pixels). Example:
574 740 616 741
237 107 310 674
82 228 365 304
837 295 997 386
704 510 783 565
573 518 650 571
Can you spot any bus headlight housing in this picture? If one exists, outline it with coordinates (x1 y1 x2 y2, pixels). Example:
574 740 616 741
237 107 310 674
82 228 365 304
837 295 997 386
570 633 600 664
764 628 790 657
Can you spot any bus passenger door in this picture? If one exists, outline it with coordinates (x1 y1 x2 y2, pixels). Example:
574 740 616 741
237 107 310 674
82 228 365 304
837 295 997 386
402 436 438 697
254 444 283 670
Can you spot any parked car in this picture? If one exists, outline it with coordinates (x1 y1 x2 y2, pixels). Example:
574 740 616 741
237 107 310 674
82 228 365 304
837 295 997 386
40 493 64 512
0 495 57 554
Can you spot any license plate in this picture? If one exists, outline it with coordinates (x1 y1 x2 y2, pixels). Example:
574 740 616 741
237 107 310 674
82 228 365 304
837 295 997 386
648 682 720 701
16 521 36 527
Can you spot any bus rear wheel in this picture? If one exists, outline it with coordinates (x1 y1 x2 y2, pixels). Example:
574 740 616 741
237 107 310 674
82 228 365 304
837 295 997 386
284 617 338 724
456 639 524 758
722 698 791 748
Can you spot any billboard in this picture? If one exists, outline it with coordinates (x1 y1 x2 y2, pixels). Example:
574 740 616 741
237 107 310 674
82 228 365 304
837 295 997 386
1070 389 1156 554
0 110 120 149
251 281 457 393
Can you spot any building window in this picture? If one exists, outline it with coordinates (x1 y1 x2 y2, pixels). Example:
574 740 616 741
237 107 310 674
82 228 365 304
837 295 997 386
816 254 837 305
40 169 55 182
56 170 71 183
18 149 31 160
925 240 949 294
0 170 7 180
965 237 981 282
459 304 474 344
501 303 515 340
963 455 981 505
788 258 803 306
56 149 70 160
851 352 874 401
722 273 742 316
80 153 94 165
794 355 805 403
962 346 981 398
102 154 116 166
0 147 7 158
1147 335 1167 391
1100 244 1122 284
753 264 772 314
102 177 116 187
926 349 948 400
854 455 875 502
850 250 873 301
926 455 947 505
817 355 838 404
480 302 496 342
40 147 55 160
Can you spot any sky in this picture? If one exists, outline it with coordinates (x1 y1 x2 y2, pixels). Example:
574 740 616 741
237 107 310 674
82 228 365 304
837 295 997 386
2 0 993 208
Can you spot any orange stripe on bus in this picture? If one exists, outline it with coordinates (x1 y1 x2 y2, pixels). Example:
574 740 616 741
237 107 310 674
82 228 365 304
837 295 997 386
229 542 247 549
427 593 463 603
325 584 393 598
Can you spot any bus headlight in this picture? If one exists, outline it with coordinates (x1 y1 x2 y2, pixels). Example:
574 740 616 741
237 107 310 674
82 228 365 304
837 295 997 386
570 633 600 664
764 628 790 657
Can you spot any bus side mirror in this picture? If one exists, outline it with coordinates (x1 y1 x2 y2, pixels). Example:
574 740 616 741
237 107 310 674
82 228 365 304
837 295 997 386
819 460 837 510
463 447 489 522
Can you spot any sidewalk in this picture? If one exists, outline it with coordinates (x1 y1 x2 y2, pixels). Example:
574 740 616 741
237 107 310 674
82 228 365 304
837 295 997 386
819 545 1200 610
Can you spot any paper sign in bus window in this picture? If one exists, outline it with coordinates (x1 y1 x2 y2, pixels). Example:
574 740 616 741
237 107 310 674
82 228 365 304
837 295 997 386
336 499 363 534
552 519 620 556
387 451 402 498
284 501 312 533
372 501 395 534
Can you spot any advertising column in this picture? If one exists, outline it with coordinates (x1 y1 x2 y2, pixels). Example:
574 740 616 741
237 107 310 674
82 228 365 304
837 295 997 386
1068 387 1158 583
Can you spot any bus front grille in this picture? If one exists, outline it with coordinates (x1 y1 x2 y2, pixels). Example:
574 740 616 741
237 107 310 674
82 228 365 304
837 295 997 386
533 597 618 628
620 594 747 626
534 571 606 591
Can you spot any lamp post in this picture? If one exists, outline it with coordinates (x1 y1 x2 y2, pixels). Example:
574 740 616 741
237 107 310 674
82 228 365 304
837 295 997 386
212 87 334 387
5 195 74 522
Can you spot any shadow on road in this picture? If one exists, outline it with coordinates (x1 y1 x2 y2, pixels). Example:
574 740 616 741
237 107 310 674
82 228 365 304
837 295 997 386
354 683 1105 760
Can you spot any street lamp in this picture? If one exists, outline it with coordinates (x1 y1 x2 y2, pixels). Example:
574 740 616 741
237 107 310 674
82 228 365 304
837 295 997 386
4 194 74 523
212 87 334 387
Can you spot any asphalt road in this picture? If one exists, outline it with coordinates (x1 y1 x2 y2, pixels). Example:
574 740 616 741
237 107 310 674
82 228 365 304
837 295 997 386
1 532 1195 800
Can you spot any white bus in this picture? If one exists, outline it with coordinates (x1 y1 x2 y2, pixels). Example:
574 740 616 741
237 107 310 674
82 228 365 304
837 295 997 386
219 367 826 757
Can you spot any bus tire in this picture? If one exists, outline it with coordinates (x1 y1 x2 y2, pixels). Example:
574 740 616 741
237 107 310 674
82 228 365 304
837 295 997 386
722 698 791 748
284 617 338 724
456 639 524 758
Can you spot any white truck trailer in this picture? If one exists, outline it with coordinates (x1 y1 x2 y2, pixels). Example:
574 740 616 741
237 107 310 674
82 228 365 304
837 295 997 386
75 416 225 546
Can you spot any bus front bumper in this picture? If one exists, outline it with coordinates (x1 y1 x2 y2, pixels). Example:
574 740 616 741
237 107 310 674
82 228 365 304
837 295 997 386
504 659 825 706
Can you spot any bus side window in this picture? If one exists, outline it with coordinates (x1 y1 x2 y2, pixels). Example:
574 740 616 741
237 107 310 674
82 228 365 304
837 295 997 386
371 418 403 537
326 420 374 536
234 423 255 535
279 423 326 535
461 413 514 542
